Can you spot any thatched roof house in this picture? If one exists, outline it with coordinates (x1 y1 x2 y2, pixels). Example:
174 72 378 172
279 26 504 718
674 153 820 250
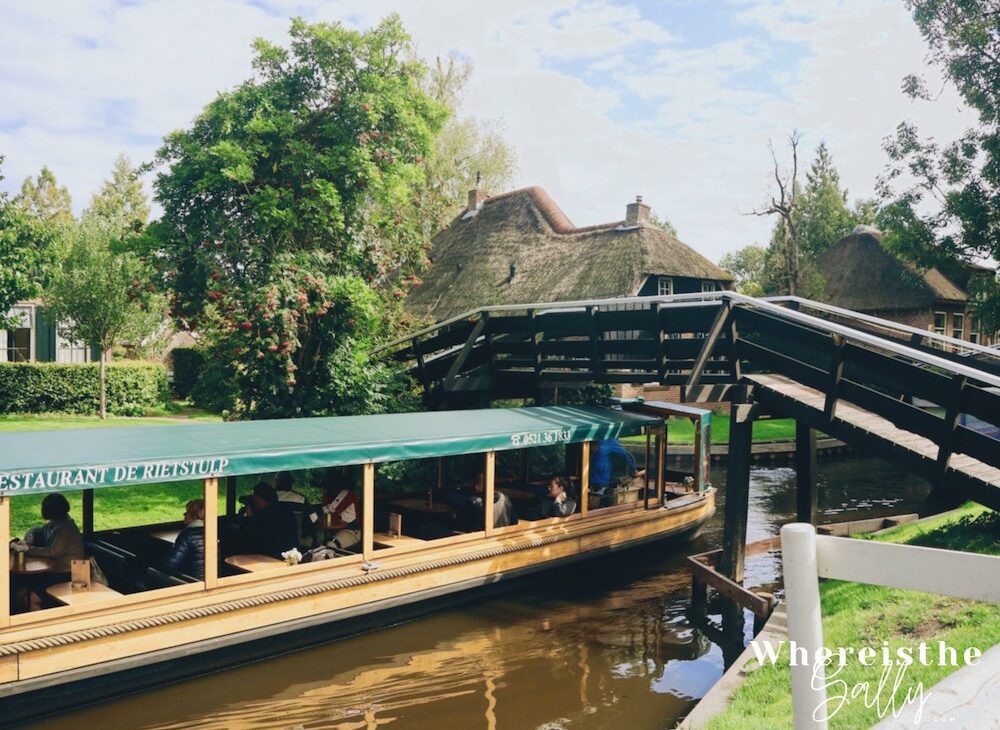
816 227 994 345
406 187 733 322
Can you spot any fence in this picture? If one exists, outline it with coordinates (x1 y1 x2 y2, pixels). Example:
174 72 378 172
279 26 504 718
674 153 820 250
780 522 1000 729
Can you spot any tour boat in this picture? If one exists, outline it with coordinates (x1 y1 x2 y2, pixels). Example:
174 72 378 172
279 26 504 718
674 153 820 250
0 404 714 722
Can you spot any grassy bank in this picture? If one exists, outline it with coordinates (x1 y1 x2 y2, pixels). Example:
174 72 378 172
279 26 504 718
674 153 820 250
706 504 1000 729
623 414 798 445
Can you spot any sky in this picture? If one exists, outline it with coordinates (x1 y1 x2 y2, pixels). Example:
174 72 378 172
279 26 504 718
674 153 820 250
0 0 978 262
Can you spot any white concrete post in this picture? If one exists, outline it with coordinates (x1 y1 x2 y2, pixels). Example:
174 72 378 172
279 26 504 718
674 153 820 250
781 522 828 730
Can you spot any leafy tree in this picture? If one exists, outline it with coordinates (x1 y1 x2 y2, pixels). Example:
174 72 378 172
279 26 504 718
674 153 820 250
15 166 74 227
146 16 446 419
720 245 767 297
879 0 1000 330
0 156 50 327
45 219 163 419
648 210 678 237
84 153 150 236
418 55 516 233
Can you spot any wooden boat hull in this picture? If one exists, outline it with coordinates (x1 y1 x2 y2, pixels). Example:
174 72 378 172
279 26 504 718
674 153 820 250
0 491 713 725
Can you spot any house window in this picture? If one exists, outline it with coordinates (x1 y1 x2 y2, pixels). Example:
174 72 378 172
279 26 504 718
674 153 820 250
933 311 947 337
952 313 965 341
658 277 673 296
701 281 716 293
5 306 33 362
56 332 89 363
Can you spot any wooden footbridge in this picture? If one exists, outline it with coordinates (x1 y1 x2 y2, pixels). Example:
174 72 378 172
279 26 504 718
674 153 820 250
380 292 1000 582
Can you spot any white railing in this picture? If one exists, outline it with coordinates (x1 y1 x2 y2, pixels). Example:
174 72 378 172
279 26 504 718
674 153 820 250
780 523 1000 729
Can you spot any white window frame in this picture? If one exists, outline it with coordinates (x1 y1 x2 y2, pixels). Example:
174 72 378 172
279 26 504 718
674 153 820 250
5 305 34 363
657 277 673 297
952 312 965 341
701 281 716 293
969 316 979 344
56 330 90 363
932 311 947 337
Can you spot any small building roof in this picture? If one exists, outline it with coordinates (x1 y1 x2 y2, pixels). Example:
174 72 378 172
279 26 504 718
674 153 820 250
406 187 733 321
816 230 972 311
0 406 658 496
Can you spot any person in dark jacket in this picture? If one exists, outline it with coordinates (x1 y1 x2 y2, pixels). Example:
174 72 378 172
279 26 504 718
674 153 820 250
590 438 638 507
10 493 86 610
238 482 299 558
536 475 577 519
163 498 206 580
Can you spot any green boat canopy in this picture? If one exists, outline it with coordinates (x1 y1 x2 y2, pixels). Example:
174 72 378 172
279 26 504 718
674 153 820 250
0 406 660 497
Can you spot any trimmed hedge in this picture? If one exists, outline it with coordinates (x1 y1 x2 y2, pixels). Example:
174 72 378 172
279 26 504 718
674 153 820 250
170 347 205 399
0 361 170 416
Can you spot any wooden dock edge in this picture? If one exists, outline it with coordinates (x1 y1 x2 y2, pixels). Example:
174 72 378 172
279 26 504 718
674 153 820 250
676 601 788 729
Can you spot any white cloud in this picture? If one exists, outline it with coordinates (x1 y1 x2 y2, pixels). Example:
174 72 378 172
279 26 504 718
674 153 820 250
0 0 978 264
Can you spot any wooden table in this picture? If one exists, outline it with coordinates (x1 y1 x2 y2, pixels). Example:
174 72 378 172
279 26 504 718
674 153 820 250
9 553 57 576
46 581 122 607
389 499 452 514
150 529 181 544
224 554 285 572
372 532 426 549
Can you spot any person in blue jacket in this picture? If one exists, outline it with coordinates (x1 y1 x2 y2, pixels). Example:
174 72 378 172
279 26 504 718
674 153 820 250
590 439 638 507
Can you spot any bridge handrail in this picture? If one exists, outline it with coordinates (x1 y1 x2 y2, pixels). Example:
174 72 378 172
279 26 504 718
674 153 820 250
764 295 1000 359
381 291 1000 389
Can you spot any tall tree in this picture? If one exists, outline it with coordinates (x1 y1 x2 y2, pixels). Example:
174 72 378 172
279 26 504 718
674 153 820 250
45 219 163 419
15 166 74 227
750 130 805 295
84 153 151 236
879 0 1000 330
146 16 446 419
0 156 49 327
419 55 516 233
798 142 854 257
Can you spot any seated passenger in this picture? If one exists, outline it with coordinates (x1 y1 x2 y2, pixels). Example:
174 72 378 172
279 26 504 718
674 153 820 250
536 476 577 518
162 499 206 580
236 482 300 558
319 472 361 550
12 493 86 608
456 473 515 530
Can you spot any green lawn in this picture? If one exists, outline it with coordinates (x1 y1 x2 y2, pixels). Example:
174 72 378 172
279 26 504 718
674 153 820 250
622 414 798 445
706 504 1000 729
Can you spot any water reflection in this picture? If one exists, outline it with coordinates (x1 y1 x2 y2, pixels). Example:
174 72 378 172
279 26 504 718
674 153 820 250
27 456 930 730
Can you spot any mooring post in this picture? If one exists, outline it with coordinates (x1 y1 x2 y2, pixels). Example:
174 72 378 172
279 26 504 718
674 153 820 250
720 399 757 583
691 574 708 618
794 421 818 524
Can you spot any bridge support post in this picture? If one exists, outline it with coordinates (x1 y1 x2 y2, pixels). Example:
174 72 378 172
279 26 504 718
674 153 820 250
795 422 818 524
720 399 757 584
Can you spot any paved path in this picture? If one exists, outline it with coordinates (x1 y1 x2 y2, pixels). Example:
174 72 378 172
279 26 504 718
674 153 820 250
872 643 1000 729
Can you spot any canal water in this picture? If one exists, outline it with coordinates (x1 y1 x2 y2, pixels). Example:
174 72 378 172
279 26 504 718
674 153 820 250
28 456 937 730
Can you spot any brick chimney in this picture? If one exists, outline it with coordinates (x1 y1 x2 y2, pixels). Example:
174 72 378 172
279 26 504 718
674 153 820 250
467 187 487 213
625 195 650 227
467 172 487 213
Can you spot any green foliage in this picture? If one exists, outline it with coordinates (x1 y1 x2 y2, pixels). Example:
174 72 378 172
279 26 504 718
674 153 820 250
719 245 767 296
647 210 678 237
879 1 1000 330
798 142 854 258
555 383 613 406
15 165 74 227
169 347 205 399
147 16 446 419
0 361 169 416
0 156 53 327
83 153 151 236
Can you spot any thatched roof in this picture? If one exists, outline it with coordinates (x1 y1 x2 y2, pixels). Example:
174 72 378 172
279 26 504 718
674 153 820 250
406 187 733 321
816 230 969 311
